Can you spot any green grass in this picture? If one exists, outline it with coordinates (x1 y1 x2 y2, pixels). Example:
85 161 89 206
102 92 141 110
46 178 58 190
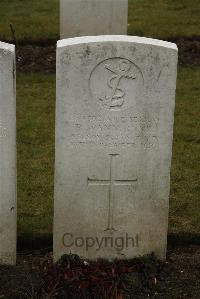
2 0 199 240
169 66 200 235
0 0 59 41
17 73 55 238
0 0 200 41
128 0 200 38
16 67 200 239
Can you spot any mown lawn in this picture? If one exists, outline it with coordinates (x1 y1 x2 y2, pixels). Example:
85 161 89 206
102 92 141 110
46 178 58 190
170 66 200 235
128 0 200 38
1 0 199 242
17 74 55 238
16 67 200 239
0 0 59 41
0 0 200 41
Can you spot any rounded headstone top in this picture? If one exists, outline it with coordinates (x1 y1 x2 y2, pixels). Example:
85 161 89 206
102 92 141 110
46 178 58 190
57 35 178 51
0 41 15 52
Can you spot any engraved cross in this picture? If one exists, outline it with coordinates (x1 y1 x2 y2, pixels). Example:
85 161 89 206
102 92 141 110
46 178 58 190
87 154 138 232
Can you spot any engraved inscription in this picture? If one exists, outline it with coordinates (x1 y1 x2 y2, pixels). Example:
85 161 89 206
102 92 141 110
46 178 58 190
87 154 138 231
66 114 158 149
90 57 144 111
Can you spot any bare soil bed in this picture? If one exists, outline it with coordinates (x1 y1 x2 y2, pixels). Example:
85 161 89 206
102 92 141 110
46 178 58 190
0 245 199 299
11 36 200 73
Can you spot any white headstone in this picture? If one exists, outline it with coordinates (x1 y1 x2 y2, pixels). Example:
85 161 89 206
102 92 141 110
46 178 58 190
54 36 178 261
0 42 16 265
60 0 128 39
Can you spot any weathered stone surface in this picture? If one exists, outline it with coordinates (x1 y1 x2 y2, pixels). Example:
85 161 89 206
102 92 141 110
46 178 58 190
60 0 128 38
54 36 178 261
0 42 16 265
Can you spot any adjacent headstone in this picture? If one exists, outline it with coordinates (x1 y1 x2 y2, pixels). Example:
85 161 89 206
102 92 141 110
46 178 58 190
0 42 16 265
60 0 128 39
54 36 178 261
